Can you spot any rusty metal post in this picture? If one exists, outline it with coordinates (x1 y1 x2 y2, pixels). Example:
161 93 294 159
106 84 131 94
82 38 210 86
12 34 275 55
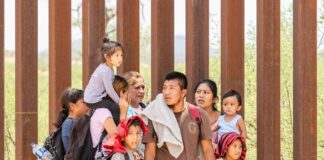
151 0 174 98
82 0 106 88
185 0 209 103
0 0 4 159
15 0 38 159
221 0 244 116
293 0 317 159
257 0 280 159
49 0 71 131
117 0 139 74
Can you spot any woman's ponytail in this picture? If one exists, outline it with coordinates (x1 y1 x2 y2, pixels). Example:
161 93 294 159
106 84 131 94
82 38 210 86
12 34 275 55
54 107 69 128
54 88 84 128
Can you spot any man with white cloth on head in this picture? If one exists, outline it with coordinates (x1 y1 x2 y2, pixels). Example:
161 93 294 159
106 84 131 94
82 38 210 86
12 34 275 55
141 71 215 160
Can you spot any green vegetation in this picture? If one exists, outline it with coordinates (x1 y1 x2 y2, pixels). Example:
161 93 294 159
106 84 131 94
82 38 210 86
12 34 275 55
4 57 15 160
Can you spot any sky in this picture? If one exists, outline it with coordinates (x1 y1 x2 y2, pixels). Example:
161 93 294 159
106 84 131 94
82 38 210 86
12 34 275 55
3 0 293 52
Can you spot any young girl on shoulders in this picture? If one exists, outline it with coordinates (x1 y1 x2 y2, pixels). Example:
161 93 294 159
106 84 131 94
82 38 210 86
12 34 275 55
84 38 125 125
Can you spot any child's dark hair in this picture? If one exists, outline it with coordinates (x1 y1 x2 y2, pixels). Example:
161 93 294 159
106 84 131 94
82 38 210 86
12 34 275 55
164 71 187 89
100 38 125 63
121 118 144 146
54 88 84 128
113 75 129 96
129 118 142 128
194 79 219 111
128 118 142 127
221 89 242 106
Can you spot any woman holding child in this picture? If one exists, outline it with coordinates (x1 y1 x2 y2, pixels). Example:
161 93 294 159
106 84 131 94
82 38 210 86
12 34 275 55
194 80 248 159
194 79 221 146
83 39 129 158
89 75 129 158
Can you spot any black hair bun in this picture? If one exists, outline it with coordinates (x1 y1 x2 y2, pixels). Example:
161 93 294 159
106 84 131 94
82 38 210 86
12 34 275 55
103 37 110 43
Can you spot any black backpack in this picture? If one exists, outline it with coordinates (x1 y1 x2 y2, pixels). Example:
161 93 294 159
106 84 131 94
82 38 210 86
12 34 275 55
43 127 65 160
64 113 108 160
65 98 122 160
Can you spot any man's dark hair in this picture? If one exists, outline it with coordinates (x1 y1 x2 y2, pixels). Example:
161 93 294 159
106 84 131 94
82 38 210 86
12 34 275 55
164 71 187 89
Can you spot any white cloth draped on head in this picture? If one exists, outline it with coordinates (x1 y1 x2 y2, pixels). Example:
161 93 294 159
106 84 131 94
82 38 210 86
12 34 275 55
141 93 184 159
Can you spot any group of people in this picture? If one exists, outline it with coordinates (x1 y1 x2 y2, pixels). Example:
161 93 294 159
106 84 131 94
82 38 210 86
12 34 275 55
53 38 247 160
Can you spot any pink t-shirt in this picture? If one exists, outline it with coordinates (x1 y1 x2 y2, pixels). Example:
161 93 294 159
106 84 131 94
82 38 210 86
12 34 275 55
90 108 112 147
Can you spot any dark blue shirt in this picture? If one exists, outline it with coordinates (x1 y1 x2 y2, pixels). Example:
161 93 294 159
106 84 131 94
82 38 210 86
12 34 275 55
61 117 73 152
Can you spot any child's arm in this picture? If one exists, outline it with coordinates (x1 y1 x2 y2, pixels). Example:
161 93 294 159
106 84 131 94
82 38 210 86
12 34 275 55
103 117 117 141
237 118 247 139
102 69 120 103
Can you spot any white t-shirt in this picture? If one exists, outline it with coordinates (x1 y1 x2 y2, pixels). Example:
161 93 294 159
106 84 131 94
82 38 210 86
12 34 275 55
131 106 143 114
90 108 112 147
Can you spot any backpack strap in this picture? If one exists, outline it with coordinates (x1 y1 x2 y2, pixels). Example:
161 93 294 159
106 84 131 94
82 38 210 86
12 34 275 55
125 152 130 160
187 103 202 139
89 108 96 117
138 102 146 109
95 130 108 152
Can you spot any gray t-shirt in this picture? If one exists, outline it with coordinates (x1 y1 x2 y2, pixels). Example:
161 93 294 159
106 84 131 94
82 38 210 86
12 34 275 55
84 63 119 103
111 149 139 160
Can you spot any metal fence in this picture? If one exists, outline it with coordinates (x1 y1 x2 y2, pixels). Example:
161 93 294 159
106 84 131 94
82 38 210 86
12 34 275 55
0 0 317 159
